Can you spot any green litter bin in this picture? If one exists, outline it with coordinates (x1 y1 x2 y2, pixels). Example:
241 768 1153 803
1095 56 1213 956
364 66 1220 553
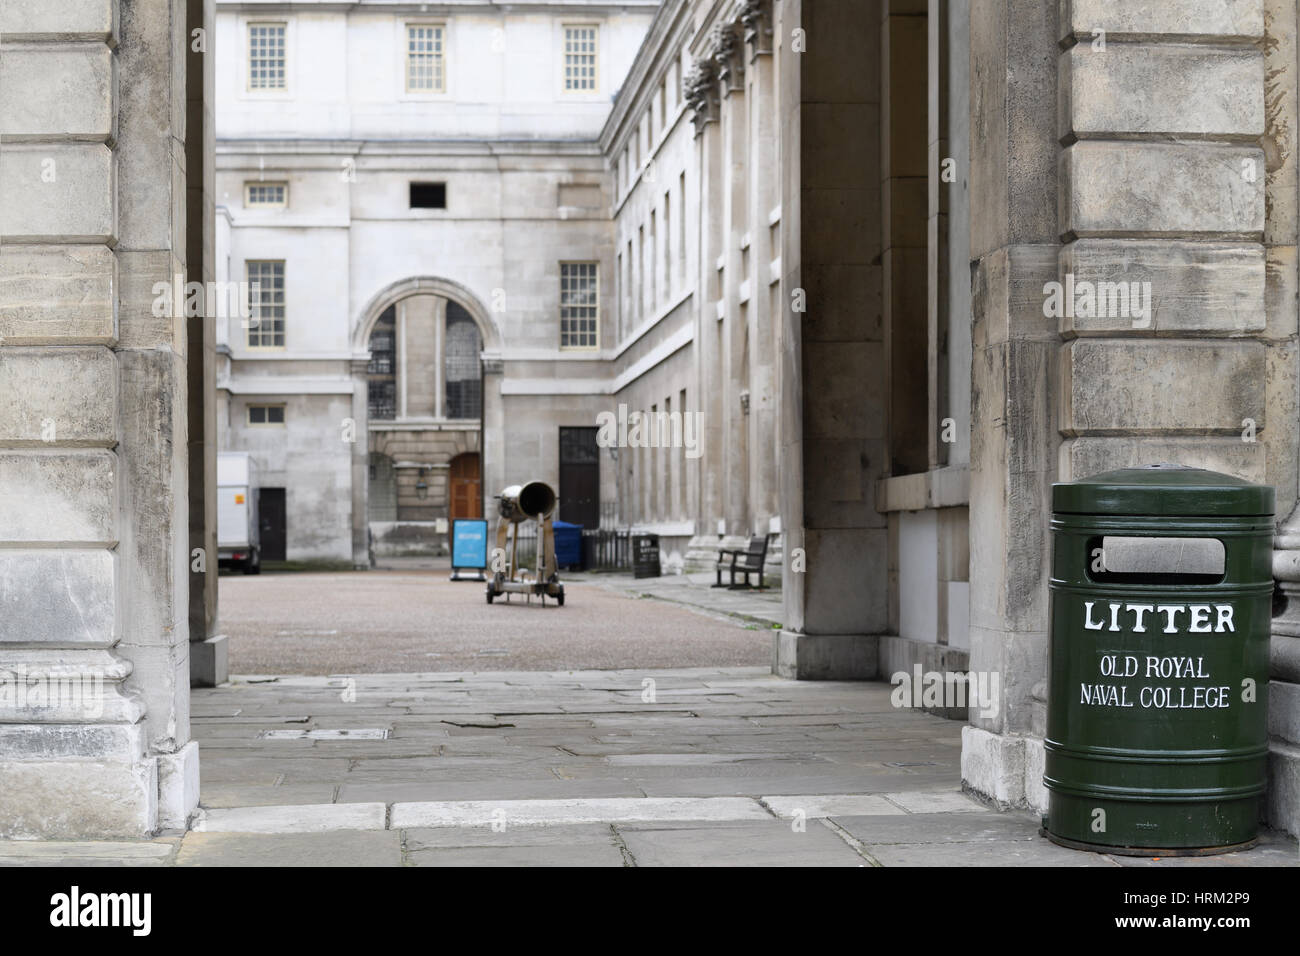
1043 464 1274 855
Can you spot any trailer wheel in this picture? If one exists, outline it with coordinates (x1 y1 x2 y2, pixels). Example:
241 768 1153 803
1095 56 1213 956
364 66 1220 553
556 585 565 606
244 547 261 575
485 583 494 604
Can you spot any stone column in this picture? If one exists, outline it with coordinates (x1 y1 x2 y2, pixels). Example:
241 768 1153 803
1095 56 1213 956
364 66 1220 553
744 0 779 532
716 22 750 538
964 0 1274 812
349 357 371 569
926 0 950 469
775 0 889 679
481 355 506 517
961 0 1060 807
882 1 929 477
188 0 224 685
683 55 724 565
0 0 199 837
1264 0 1300 839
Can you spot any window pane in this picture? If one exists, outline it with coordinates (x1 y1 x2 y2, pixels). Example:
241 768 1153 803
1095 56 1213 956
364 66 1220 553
249 406 265 424
564 26 597 91
409 182 446 208
444 303 482 419
407 25 444 91
367 307 397 419
249 23 286 90
267 406 285 424
246 183 286 206
246 261 285 347
368 380 396 420
560 262 599 349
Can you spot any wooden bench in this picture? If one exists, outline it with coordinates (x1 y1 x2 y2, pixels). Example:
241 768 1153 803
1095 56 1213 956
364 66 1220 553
713 534 771 590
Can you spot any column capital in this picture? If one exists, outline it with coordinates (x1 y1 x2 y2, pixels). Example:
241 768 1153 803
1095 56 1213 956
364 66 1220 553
741 0 774 60
711 20 745 96
683 58 720 137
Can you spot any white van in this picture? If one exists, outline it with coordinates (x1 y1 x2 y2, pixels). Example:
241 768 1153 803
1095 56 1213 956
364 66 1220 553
217 452 261 574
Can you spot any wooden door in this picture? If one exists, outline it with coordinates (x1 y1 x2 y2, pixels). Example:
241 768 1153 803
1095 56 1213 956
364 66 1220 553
449 453 482 520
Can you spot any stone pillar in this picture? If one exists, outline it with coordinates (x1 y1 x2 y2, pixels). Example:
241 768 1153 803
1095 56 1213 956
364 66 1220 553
1270 519 1300 836
187 0 224 686
775 0 889 679
716 22 750 537
0 0 199 837
481 355 506 516
882 1 929 477
349 357 371 569
684 55 724 564
964 0 1276 812
960 0 1060 807
1264 0 1300 839
926 0 950 469
744 0 779 532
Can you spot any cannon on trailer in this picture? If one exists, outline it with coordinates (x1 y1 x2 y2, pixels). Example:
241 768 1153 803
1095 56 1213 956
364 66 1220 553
486 481 566 606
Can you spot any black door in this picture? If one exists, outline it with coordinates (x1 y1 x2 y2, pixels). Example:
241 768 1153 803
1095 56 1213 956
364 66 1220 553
258 488 287 561
558 427 599 528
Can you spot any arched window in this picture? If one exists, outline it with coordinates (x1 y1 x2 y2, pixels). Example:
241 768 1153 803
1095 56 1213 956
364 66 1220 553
444 302 482 419
367 306 396 420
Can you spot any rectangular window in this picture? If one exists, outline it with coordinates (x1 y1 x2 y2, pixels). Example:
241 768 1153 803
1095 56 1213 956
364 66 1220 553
615 250 623 339
368 381 397 421
678 171 687 288
247 404 285 426
625 238 634 331
245 182 287 208
663 190 672 297
406 24 445 92
560 262 599 349
649 209 658 308
409 182 447 209
246 260 285 348
563 25 598 92
248 22 286 90
637 225 645 319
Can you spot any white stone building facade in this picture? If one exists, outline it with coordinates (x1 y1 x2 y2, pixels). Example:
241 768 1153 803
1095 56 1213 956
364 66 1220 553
3 0 1300 844
214 1 658 564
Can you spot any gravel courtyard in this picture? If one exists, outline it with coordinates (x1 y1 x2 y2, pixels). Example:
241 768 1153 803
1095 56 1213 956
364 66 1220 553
219 570 771 674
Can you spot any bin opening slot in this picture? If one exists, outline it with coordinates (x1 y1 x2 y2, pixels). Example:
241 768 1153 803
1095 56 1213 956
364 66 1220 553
1088 536 1225 585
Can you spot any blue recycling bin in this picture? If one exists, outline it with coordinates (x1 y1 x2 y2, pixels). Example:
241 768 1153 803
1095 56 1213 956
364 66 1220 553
553 520 583 570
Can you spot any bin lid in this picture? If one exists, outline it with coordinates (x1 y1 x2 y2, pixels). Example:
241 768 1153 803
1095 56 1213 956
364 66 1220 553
1052 464 1274 517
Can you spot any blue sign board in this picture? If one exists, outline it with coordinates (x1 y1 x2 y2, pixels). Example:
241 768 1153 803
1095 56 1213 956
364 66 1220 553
450 518 488 580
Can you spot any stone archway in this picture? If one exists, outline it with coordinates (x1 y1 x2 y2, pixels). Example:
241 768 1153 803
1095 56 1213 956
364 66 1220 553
353 276 502 357
351 278 498 561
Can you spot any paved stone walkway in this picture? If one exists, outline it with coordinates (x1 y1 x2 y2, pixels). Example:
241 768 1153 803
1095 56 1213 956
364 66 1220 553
218 571 771 674
1 668 1294 865
580 570 784 629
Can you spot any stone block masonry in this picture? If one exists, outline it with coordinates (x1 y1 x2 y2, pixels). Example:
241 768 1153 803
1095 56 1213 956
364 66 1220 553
0 0 199 837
